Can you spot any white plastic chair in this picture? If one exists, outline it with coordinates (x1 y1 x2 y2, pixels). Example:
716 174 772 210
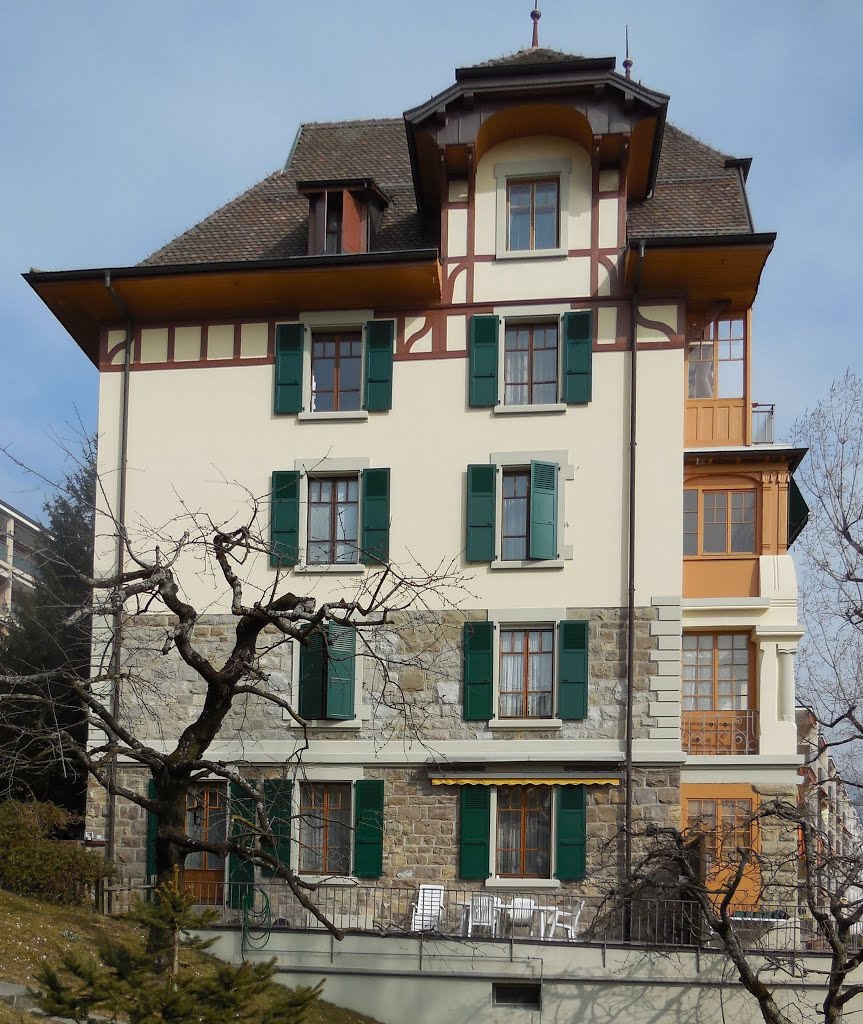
410 884 445 932
547 899 584 941
506 896 538 936
464 892 500 937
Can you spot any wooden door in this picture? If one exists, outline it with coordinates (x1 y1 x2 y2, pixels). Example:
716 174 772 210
185 783 226 904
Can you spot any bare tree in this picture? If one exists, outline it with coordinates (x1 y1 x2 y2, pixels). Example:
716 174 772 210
0 452 468 936
791 369 863 760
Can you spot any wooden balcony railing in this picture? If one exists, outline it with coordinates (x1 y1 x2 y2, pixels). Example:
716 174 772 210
682 710 759 755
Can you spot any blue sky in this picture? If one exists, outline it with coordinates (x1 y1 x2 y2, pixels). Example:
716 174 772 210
2 0 861 521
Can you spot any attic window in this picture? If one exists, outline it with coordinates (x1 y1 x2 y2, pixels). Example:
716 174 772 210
300 179 388 258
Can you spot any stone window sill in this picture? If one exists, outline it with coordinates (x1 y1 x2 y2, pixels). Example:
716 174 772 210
283 714 363 730
294 564 366 575
490 559 564 571
488 718 563 731
297 411 369 422
494 249 567 262
294 875 358 887
493 404 567 416
485 878 562 891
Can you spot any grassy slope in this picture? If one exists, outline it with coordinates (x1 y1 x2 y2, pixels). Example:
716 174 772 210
0 890 379 1024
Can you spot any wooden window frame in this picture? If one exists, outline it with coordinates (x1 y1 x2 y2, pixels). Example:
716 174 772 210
185 783 226 872
298 782 352 876
498 626 554 719
311 331 363 412
506 178 560 252
686 315 747 401
683 486 759 557
686 796 755 869
502 468 530 561
503 321 559 406
681 632 756 713
306 475 359 565
496 785 552 878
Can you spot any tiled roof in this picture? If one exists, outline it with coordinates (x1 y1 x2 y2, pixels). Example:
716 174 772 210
142 117 752 267
465 47 585 69
141 119 424 266
628 124 752 238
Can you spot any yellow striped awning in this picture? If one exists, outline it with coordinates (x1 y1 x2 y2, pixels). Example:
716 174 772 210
430 776 619 787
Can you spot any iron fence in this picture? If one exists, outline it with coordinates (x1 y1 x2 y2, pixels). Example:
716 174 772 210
99 880 852 954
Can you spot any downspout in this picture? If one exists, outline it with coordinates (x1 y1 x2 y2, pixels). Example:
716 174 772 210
624 240 646 889
103 271 133 867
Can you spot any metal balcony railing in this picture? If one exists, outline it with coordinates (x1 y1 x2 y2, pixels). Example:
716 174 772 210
99 881 834 954
682 710 759 755
752 403 775 444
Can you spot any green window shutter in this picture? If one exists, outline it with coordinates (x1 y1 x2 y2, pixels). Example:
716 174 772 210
228 781 256 908
558 620 589 721
298 631 325 720
463 621 493 721
353 779 384 878
555 786 587 881
788 477 809 547
562 310 592 404
270 471 299 567
466 464 496 562
146 779 158 884
459 785 491 880
261 779 292 877
469 315 499 407
363 320 395 412
529 461 558 560
325 622 356 721
274 323 304 414
360 468 390 565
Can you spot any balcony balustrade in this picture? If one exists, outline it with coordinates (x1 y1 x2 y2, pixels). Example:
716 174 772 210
100 881 828 954
682 710 759 755
751 403 775 444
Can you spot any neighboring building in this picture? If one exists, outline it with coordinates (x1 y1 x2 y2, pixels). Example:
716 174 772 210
26 35 815 1023
0 498 43 623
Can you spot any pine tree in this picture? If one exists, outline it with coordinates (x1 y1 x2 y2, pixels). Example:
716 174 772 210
32 870 322 1024
0 437 95 812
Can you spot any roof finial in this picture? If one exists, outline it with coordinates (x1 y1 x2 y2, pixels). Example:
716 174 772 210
623 25 633 79
530 1 541 48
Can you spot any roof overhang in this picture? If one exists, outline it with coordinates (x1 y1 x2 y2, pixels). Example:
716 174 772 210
25 250 442 366
297 177 390 206
626 233 776 310
403 62 669 215
684 445 807 473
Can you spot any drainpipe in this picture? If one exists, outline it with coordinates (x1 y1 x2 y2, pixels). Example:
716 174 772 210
624 241 646 892
103 271 133 867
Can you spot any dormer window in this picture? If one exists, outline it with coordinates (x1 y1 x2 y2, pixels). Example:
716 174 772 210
300 178 388 257
507 178 560 252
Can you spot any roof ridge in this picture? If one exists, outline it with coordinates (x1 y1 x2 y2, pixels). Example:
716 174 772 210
300 117 404 129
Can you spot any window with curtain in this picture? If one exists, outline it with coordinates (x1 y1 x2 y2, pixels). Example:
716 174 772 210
504 323 558 405
496 785 551 877
299 783 351 874
502 469 530 560
499 627 553 718
307 477 359 564
682 634 751 711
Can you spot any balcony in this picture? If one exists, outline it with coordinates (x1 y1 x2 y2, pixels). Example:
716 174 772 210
102 881 822 954
682 710 759 755
12 549 38 578
751 403 775 444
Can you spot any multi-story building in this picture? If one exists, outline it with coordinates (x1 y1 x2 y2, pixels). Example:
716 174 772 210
0 498 43 623
27 37 814 1021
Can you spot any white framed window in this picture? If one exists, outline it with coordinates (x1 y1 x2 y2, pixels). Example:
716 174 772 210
487 607 566 729
494 159 571 260
490 449 574 569
293 456 370 574
299 309 373 421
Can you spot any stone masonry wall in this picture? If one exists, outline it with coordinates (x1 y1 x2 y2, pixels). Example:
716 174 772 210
110 606 661 746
